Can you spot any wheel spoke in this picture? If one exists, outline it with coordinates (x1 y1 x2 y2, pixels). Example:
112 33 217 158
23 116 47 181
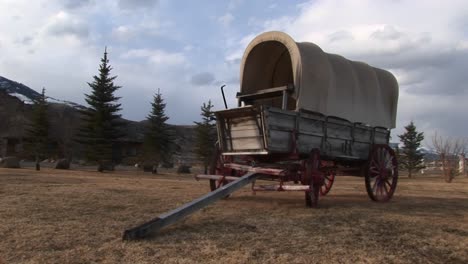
382 182 389 196
372 178 378 193
376 182 382 197
370 166 380 173
385 179 392 189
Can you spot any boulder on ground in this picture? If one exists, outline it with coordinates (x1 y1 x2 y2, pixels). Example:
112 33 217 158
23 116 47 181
142 163 159 173
177 165 191 174
98 160 114 172
142 164 153 172
160 161 174 168
0 156 20 168
55 159 70 170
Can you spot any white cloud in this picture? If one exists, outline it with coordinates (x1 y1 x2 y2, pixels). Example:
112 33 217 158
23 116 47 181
62 0 90 9
112 25 136 41
218 13 235 27
457 40 468 51
43 11 89 38
225 33 255 62
121 49 186 66
228 0 243 10
191 72 215 86
118 0 158 10
183 45 194 52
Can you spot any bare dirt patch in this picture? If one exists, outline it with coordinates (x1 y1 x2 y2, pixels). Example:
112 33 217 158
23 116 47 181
1 168 467 263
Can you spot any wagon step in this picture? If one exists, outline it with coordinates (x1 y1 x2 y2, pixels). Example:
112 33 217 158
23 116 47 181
122 172 259 241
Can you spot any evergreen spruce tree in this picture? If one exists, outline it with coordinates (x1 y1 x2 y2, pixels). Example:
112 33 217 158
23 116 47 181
26 87 49 170
398 121 425 178
143 90 173 173
78 48 124 169
194 100 216 174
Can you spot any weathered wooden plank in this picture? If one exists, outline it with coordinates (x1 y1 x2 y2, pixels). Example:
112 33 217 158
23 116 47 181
267 130 292 152
236 85 293 101
122 172 259 241
297 134 323 154
266 112 296 128
326 124 353 140
298 117 324 135
374 127 390 144
229 119 261 131
229 116 260 125
232 137 263 150
230 128 261 138
353 124 373 142
230 124 258 131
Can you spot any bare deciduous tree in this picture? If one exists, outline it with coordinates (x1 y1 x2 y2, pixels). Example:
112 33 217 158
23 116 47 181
432 132 466 183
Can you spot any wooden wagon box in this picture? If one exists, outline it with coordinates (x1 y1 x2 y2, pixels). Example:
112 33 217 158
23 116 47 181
216 105 390 160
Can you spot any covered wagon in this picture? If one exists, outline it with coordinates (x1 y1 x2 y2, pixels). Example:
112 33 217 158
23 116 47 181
212 31 399 202
123 31 399 240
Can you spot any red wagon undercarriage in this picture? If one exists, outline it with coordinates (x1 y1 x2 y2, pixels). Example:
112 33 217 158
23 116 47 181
197 144 398 208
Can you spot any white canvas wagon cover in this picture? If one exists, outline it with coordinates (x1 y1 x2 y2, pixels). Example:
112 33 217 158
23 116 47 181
240 31 399 129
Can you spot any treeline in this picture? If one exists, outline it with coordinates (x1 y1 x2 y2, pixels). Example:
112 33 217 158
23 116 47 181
27 49 217 172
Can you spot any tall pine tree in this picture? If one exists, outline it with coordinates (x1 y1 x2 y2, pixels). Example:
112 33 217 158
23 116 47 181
78 48 124 168
398 121 425 178
194 100 216 174
26 87 49 170
142 90 173 172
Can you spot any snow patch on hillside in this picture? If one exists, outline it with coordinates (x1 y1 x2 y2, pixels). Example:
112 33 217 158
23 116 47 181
10 93 34 104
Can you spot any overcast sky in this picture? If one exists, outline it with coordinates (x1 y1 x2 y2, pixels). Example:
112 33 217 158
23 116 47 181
1 0 467 145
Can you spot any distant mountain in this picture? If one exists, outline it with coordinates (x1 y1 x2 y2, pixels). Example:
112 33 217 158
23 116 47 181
419 147 439 161
0 75 86 109
0 75 41 104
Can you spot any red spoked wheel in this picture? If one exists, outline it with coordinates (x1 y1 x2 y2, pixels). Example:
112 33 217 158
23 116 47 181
304 149 324 208
209 148 233 191
365 144 398 202
320 170 335 196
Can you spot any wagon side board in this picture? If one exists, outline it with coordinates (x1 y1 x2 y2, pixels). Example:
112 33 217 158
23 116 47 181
216 106 390 160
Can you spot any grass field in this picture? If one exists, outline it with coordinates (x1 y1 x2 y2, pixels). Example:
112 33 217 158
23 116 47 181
1 168 467 264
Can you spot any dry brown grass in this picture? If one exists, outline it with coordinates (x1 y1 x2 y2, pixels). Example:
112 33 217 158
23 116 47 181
0 168 467 264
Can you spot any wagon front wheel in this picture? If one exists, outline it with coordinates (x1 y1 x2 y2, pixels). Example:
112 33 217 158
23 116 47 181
365 145 398 202
209 148 232 192
304 149 323 208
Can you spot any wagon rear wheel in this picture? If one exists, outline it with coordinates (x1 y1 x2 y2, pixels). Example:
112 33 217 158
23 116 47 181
304 149 323 208
365 145 398 202
320 170 335 196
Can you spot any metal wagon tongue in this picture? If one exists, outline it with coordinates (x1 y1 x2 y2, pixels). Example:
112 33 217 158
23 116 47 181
122 171 260 241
